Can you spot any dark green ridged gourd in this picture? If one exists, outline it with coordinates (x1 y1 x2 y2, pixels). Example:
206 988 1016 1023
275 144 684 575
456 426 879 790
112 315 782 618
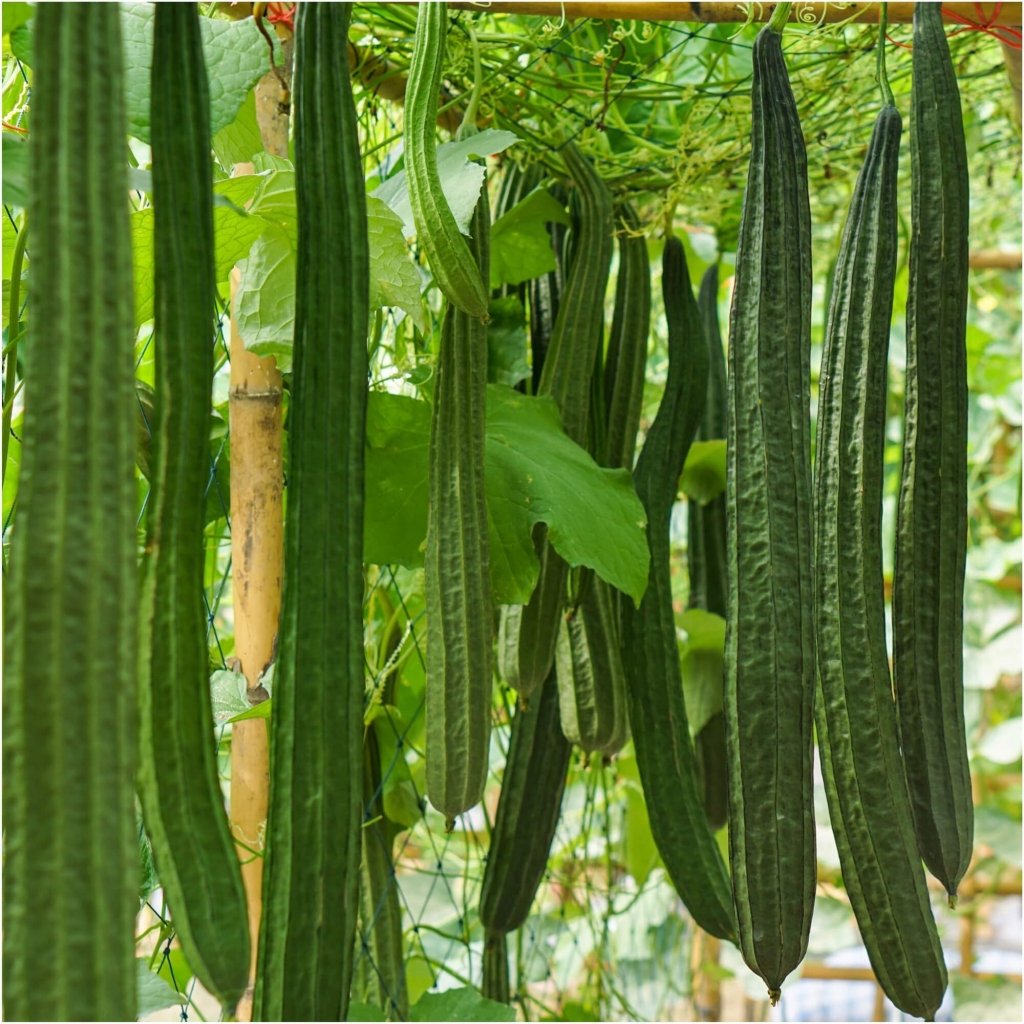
556 207 648 756
814 32 948 1012
354 727 409 1020
688 263 730 831
555 578 630 757
527 184 567 394
137 5 250 1012
893 1 974 904
253 6 368 1019
498 144 614 699
479 671 573 1003
688 264 728 620
425 191 493 827
405 1 489 320
724 10 816 1001
621 237 735 943
814 119 949 1021
2 6 138 1020
603 206 651 475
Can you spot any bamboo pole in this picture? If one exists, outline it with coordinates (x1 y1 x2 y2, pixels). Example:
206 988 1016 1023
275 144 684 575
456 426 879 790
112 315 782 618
227 40 292 1019
690 932 722 1022
447 2 1023 24
970 248 1023 270
227 262 283 1022
800 962 1024 984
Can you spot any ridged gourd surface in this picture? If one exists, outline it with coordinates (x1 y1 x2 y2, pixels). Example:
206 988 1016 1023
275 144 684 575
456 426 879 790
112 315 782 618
253 5 368 1019
3 5 139 1020
893 0 974 904
723 24 816 1001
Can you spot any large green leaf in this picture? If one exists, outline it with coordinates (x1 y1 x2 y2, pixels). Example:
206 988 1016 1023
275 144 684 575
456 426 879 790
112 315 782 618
679 439 726 505
616 750 661 887
2 3 31 37
411 988 515 1023
678 609 726 736
122 3 272 141
229 182 426 343
486 297 531 388
212 88 262 172
1 133 27 207
489 187 570 288
235 225 295 364
136 959 186 1018
364 394 432 568
486 387 649 603
372 129 519 235
366 197 427 329
364 386 650 605
11 4 272 142
130 203 266 325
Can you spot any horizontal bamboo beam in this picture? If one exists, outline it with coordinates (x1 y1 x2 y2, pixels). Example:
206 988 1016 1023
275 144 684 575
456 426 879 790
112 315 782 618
970 247 1023 269
448 2 1022 25
801 962 1023 984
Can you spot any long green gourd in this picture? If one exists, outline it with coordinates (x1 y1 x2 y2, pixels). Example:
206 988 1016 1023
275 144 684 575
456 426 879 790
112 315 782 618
482 933 511 1006
555 576 629 756
555 208 648 755
621 236 735 943
527 182 568 394
536 146 614 447
2 6 138 1019
603 206 650 474
724 8 816 1000
688 264 728 618
479 670 573 1002
814 35 947 1014
253 6 368 1019
354 727 409 1020
425 189 493 827
893 0 973 904
136 6 251 1012
498 144 614 699
688 264 729 831
405 1 489 321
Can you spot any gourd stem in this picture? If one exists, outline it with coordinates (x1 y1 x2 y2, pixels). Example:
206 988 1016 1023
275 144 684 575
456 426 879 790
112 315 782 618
767 2 792 33
457 24 482 138
877 3 895 105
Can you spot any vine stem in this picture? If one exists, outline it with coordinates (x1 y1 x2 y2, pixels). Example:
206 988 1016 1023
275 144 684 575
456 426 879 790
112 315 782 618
877 3 895 105
3 217 28 478
768 2 792 32
457 23 483 138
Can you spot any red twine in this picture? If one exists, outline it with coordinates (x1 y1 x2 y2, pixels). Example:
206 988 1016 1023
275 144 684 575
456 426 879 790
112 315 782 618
943 3 1023 48
887 4 1021 53
265 2 296 32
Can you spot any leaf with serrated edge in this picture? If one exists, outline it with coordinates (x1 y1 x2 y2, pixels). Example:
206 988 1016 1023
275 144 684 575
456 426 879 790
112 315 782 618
364 386 649 605
373 129 518 235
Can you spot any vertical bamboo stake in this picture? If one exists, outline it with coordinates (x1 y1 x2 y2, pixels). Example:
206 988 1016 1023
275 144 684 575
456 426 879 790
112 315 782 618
691 931 722 1022
227 28 292 1014
228 260 283 1022
228 25 293 1018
